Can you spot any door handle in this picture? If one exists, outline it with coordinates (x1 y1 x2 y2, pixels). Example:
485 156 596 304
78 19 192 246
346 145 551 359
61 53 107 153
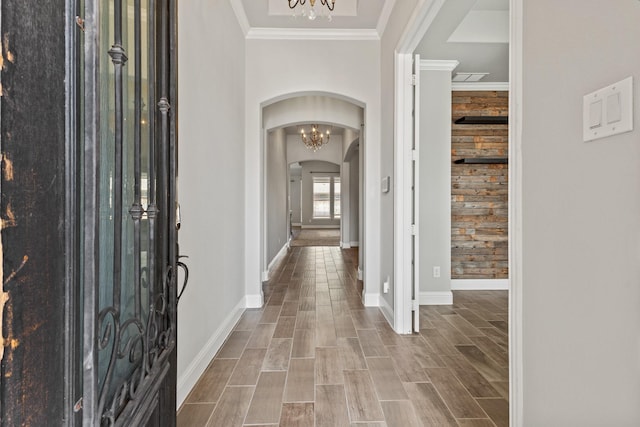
177 255 189 303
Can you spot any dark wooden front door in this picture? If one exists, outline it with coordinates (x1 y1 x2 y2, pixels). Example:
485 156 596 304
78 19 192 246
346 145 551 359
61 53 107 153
0 1 177 425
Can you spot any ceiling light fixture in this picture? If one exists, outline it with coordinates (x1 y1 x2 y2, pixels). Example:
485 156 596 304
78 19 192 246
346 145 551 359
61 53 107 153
301 125 330 152
288 0 335 21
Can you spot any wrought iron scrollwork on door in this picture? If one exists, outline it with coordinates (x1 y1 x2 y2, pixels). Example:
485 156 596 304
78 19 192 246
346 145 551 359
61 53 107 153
82 0 177 424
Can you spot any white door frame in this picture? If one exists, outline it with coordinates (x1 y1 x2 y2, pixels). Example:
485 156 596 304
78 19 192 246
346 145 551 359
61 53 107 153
508 0 524 424
392 0 445 334
392 0 523 424
393 52 414 334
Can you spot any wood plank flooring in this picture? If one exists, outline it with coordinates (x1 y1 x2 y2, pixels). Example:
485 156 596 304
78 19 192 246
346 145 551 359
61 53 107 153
178 247 509 427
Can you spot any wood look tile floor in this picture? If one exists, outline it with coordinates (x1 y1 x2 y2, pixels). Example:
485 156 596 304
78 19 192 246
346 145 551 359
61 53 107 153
178 247 509 427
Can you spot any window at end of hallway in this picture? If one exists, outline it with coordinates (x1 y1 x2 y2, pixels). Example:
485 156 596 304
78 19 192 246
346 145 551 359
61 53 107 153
333 178 341 219
313 177 331 219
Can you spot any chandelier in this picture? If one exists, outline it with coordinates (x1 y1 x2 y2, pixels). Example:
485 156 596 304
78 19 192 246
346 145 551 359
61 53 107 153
288 0 336 20
301 125 330 152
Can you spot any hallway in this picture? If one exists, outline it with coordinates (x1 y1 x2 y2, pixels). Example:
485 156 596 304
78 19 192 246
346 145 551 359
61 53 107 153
178 247 508 426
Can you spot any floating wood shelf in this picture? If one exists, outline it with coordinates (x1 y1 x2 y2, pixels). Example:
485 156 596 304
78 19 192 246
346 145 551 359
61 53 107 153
453 157 508 164
454 116 508 125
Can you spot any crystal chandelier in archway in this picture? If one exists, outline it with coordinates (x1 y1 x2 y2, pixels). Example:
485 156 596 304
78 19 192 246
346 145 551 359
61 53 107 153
288 0 336 20
301 125 330 152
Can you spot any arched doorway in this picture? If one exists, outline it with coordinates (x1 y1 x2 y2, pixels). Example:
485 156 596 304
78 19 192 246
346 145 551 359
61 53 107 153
256 93 367 306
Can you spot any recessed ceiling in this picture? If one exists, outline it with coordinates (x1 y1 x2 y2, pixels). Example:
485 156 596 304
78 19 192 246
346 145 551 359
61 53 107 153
415 0 509 83
232 0 509 83
238 0 387 31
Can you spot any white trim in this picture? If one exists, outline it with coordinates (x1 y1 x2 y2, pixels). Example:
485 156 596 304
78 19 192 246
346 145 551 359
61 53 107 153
419 291 454 306
420 59 459 71
350 241 359 247
267 242 290 271
451 81 510 91
228 0 250 37
245 293 264 309
261 270 269 282
246 28 380 41
396 0 446 54
301 224 340 229
509 0 523 425
340 242 351 249
357 266 363 281
379 295 394 326
176 298 245 408
376 0 397 38
393 53 414 335
393 0 448 336
451 279 509 290
412 53 421 334
292 222 302 227
392 1 522 423
362 292 380 307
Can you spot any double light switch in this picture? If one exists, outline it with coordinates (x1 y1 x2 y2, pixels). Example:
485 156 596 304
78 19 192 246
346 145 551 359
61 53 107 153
583 76 633 142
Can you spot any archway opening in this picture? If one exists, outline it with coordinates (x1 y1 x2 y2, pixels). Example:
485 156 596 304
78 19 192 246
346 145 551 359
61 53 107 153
260 93 365 290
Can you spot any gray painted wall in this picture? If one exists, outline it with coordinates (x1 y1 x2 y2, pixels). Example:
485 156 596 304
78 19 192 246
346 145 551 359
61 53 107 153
287 133 343 166
379 0 420 311
290 166 302 225
245 40 382 304
522 0 640 424
176 0 246 404
266 129 288 265
418 68 452 295
349 151 360 244
300 161 340 227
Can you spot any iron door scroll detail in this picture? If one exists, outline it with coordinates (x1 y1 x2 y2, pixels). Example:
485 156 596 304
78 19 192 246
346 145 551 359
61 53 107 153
81 0 179 424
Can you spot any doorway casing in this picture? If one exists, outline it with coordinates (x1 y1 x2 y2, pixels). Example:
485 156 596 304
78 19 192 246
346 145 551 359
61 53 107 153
256 92 368 306
392 0 523 425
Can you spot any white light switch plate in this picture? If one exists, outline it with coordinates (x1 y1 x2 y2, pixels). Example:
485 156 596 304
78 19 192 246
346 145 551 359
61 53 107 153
583 76 633 142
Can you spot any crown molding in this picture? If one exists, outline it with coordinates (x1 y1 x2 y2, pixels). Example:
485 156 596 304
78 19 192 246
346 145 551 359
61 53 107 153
420 59 459 71
229 0 251 36
246 28 380 41
451 81 510 91
397 0 446 53
376 0 397 38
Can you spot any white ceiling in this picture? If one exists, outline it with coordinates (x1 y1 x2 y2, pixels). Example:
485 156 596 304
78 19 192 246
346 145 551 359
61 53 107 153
415 0 509 83
234 0 508 83
239 0 387 31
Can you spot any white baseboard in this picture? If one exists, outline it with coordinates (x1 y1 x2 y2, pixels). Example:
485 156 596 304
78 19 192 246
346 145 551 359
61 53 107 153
357 267 363 281
292 222 302 226
268 242 290 270
177 298 245 408
245 293 264 308
451 279 509 290
379 295 394 325
362 292 380 307
301 224 340 229
341 241 351 249
420 291 453 305
350 241 359 247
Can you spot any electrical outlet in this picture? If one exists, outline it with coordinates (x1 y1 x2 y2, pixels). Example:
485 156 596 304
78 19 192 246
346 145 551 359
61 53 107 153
383 277 390 294
433 266 441 278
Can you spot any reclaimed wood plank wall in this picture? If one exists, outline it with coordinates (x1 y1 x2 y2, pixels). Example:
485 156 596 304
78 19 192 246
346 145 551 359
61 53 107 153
451 91 509 279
